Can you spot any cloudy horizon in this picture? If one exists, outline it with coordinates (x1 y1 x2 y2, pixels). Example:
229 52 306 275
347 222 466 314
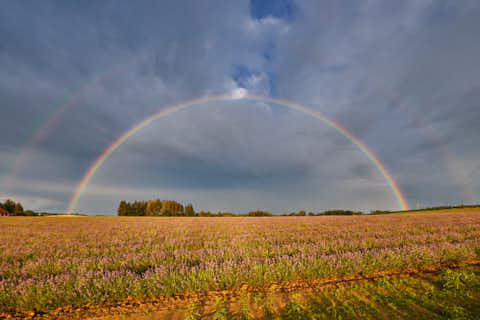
1 0 479 214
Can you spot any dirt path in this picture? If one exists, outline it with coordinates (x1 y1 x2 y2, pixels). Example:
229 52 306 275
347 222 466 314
2 259 479 320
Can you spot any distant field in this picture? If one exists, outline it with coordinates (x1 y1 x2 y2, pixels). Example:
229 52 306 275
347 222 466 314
0 212 479 319
373 205 480 215
410 207 480 214
45 214 86 218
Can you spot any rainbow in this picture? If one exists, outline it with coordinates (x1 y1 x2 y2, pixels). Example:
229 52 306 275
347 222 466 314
67 95 409 213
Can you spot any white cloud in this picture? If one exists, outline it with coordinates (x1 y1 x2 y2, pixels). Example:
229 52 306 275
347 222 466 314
230 87 248 99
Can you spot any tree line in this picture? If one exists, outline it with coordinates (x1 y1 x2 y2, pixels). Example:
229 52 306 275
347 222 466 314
118 200 195 216
0 199 36 216
117 200 366 217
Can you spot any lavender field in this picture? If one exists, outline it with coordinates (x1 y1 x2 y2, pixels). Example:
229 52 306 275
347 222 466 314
0 212 479 313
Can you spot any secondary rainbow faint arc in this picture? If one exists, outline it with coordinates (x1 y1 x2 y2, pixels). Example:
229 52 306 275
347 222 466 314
67 95 409 213
3 53 150 195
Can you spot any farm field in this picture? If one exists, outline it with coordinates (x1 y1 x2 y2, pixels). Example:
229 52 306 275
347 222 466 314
0 211 479 319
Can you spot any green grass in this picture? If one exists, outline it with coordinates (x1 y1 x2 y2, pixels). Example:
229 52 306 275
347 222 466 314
177 266 480 319
181 266 479 319
263 266 480 320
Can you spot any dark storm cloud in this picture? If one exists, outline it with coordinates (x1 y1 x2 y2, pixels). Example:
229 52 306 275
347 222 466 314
269 0 480 204
91 102 327 190
1 0 479 213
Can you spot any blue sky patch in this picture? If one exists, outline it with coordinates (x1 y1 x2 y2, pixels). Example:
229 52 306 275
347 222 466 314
232 65 252 89
250 0 296 21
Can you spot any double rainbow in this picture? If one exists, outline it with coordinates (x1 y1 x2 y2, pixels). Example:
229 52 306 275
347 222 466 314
67 95 409 214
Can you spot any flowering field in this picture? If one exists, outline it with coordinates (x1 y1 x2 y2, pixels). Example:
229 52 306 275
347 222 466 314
0 212 479 316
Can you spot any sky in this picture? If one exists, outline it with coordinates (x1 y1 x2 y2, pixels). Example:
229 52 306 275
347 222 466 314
0 0 479 214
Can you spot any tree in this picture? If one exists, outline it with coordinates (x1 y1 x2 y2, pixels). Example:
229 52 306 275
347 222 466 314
185 203 195 216
161 209 172 216
118 201 127 216
248 210 272 217
161 200 184 216
23 210 36 216
3 199 16 213
198 211 212 217
132 201 147 216
14 202 24 215
146 199 162 216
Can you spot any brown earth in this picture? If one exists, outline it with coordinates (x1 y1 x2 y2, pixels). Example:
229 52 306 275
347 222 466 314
1 259 479 320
